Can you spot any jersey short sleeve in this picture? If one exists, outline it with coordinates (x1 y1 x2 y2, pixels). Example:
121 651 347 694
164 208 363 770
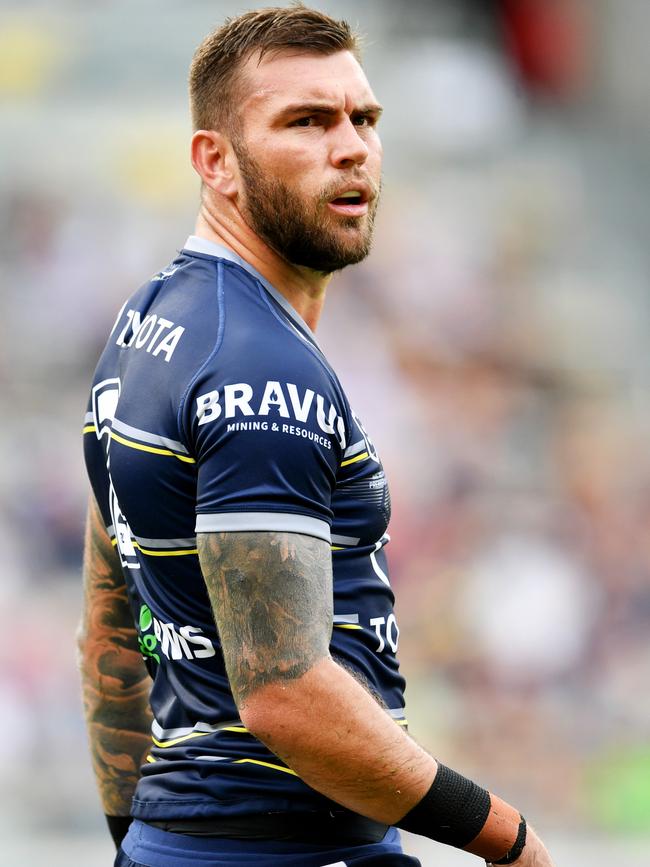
182 290 348 543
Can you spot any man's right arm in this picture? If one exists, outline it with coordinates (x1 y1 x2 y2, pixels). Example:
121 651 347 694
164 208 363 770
197 530 554 865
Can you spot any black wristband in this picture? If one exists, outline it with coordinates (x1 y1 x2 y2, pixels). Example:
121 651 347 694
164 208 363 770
492 815 527 864
397 763 491 849
105 814 132 850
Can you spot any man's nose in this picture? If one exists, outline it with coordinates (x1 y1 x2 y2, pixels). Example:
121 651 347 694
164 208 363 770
329 119 370 169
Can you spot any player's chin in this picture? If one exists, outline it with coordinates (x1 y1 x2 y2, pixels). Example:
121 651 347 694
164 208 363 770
317 217 374 261
326 216 372 242
305 239 372 273
337 238 374 267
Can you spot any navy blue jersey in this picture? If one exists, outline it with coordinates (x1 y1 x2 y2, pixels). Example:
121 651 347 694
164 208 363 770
83 236 406 821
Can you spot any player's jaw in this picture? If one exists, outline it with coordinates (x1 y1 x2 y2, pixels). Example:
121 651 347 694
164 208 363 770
234 142 380 275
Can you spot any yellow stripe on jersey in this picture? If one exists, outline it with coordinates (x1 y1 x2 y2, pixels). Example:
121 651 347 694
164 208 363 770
233 758 298 776
334 623 363 630
220 725 249 733
110 538 198 557
146 755 157 763
82 424 97 434
136 544 198 557
152 730 213 748
109 430 196 463
340 451 369 468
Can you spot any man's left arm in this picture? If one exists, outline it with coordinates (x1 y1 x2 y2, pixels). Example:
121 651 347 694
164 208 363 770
77 494 152 846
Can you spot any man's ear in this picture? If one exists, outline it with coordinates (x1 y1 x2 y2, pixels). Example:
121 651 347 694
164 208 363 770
190 130 239 198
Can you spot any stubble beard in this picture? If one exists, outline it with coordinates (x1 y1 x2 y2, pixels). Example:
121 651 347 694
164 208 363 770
233 141 380 275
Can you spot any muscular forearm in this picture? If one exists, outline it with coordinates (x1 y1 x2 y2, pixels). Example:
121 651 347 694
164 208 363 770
243 660 554 865
78 496 153 816
241 655 436 823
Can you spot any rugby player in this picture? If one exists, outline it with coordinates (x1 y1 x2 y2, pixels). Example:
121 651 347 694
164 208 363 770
79 6 555 866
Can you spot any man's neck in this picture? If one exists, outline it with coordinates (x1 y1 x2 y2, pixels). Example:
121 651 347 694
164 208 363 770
194 205 329 333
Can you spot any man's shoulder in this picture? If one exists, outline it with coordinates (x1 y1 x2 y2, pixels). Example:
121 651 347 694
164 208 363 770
96 243 349 434
105 249 226 370
175 252 351 448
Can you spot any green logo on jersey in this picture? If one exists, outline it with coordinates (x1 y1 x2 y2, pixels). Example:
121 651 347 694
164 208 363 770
139 603 153 631
136 603 216 664
138 604 160 664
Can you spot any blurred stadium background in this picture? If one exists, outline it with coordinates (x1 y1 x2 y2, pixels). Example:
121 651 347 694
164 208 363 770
2 0 650 863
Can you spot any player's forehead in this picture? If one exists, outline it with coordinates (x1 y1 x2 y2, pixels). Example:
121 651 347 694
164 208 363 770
239 49 380 120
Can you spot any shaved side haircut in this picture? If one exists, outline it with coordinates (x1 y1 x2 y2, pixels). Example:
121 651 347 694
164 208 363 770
189 4 360 134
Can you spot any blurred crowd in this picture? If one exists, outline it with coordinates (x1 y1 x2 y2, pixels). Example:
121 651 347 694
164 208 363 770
2 0 650 841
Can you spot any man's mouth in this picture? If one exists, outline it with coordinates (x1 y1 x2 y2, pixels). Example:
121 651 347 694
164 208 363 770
328 189 370 217
332 190 363 205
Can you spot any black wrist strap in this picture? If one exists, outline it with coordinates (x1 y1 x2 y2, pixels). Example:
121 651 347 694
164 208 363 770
492 815 527 864
397 763 527 863
397 763 491 849
105 814 132 850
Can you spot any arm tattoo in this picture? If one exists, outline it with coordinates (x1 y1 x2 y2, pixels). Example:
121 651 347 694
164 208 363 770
78 496 152 815
198 532 333 707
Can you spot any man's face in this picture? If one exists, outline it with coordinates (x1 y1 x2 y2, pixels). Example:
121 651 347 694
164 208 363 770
232 50 383 274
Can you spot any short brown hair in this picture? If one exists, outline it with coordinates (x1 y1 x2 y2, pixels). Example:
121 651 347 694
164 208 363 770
189 4 360 132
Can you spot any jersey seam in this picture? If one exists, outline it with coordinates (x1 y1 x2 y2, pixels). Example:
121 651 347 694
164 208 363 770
181 253 340 405
176 259 226 449
183 246 319 346
254 283 351 462
176 254 351 471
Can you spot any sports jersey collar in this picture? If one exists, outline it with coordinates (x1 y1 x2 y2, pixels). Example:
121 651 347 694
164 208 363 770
183 235 320 349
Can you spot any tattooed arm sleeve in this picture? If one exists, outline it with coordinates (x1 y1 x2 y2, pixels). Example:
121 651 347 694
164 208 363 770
78 495 152 816
197 531 332 706
198 532 437 823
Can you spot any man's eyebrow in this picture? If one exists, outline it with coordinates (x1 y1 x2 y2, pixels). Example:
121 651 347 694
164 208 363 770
276 102 384 118
354 103 384 117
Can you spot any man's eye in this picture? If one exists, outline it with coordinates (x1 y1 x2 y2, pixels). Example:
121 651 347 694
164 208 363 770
353 115 374 127
292 117 314 127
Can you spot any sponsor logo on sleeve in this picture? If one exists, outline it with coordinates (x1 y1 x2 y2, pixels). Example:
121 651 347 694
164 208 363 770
195 380 347 450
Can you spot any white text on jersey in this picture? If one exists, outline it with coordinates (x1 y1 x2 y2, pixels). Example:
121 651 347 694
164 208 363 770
196 381 347 449
115 309 185 362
